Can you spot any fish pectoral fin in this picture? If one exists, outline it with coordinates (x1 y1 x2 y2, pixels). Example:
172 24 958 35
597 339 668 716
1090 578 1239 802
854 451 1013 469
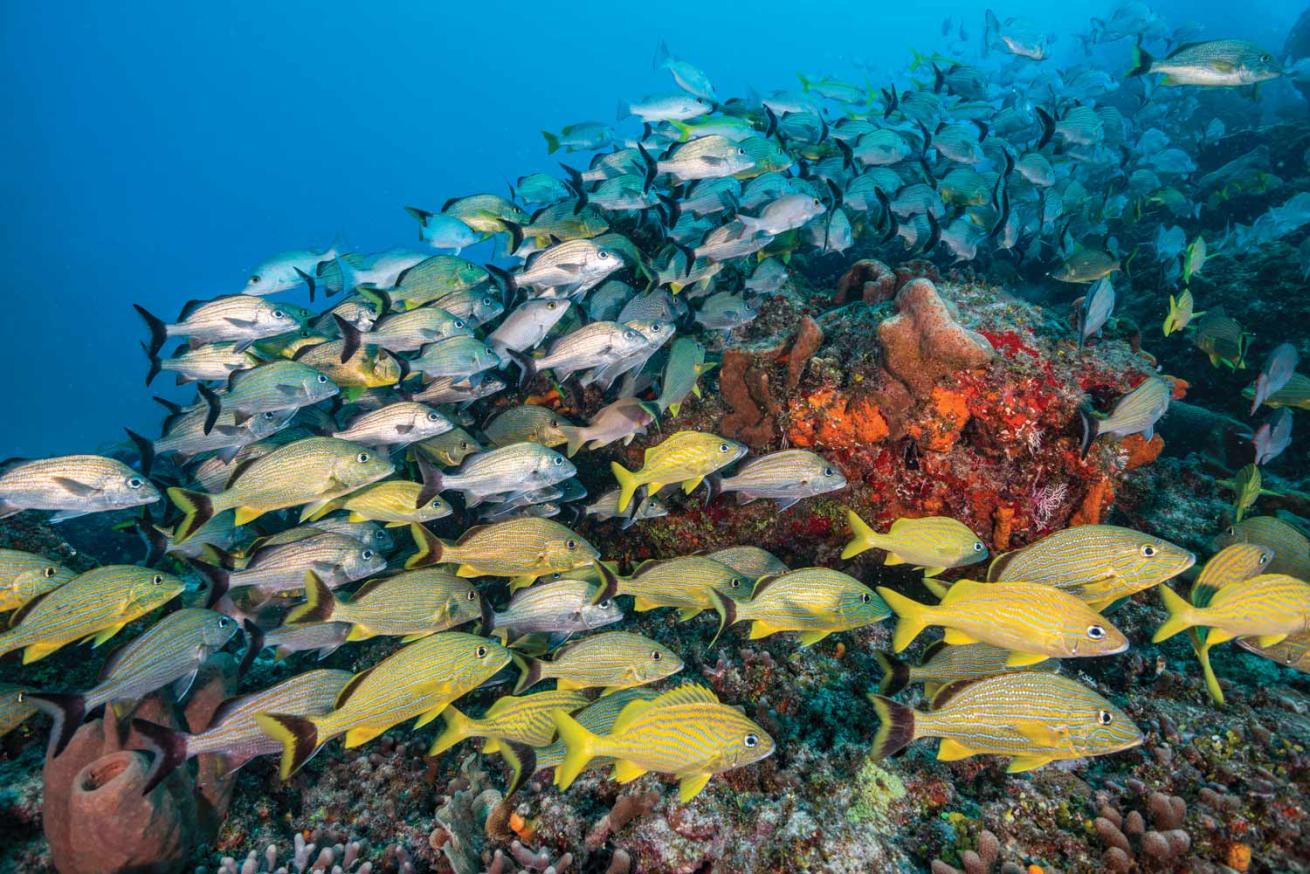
21 640 65 664
344 725 387 748
678 772 713 802
1257 633 1288 648
676 606 702 622
223 316 257 328
612 759 649 784
1006 754 1054 773
481 738 502 755
92 623 128 647
1004 650 1050 667
941 628 978 645
883 554 906 566
51 476 101 497
455 564 480 577
936 738 975 762
508 574 537 591
681 476 704 495
632 597 658 612
173 667 200 700
797 630 831 647
233 506 265 527
413 699 452 729
557 678 584 691
1206 627 1236 645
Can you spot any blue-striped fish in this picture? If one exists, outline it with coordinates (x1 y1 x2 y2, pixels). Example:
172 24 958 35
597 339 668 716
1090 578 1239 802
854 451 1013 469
429 689 590 756
0 566 184 664
0 549 78 614
551 684 774 801
878 581 1128 666
198 360 338 432
842 511 988 574
286 570 484 642
594 557 751 621
407 520 599 590
870 672 1142 772
1187 543 1275 704
705 546 788 579
874 641 1056 697
710 449 847 511
134 297 299 357
26 608 238 756
987 524 1195 610
1154 574 1310 648
1212 516 1310 579
132 668 352 792
332 402 453 448
712 567 889 646
167 437 394 541
255 632 514 778
308 481 452 527
611 431 746 513
515 630 682 695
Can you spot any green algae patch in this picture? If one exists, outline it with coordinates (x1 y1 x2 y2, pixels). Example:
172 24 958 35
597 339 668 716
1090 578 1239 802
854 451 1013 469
847 757 907 824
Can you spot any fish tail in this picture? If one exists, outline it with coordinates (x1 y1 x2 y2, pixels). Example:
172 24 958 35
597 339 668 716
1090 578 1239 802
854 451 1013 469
168 487 214 546
405 523 445 569
131 718 191 794
1128 41 1153 77
505 349 538 388
428 705 474 757
868 694 916 759
1077 407 1099 458
123 428 155 479
499 741 537 799
133 304 168 361
141 341 162 387
254 713 321 781
876 587 934 652
541 130 560 154
706 589 738 646
591 561 620 604
549 710 601 790
286 571 336 624
841 509 882 559
611 461 640 514
513 655 544 694
873 651 911 696
186 558 230 608
1151 585 1197 643
1191 632 1226 706
196 383 223 436
23 692 87 759
559 425 586 459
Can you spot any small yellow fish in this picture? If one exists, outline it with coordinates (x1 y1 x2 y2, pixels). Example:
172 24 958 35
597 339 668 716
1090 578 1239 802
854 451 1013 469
551 684 775 801
308 481 452 527
0 549 78 614
595 557 751 621
873 641 1056 697
406 520 599 590
1162 289 1203 336
1212 516 1310 579
0 566 184 664
610 431 746 513
878 580 1128 666
712 567 889 646
428 689 590 757
256 632 513 779
1186 543 1275 704
1154 574 1310 648
843 511 988 574
515 630 682 695
869 673 1143 772
286 570 484 642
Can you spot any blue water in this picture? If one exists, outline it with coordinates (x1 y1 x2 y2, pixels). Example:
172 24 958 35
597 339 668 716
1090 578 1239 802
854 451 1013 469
0 0 1302 458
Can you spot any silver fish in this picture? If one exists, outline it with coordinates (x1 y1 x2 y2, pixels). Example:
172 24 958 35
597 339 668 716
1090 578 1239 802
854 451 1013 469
0 455 160 522
711 449 847 511
492 578 624 639
332 402 453 448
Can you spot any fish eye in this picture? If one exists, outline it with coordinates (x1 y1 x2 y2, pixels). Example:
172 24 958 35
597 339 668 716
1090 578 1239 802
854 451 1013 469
1259 552 1271 565
566 539 578 550
599 250 611 260
467 590 478 600
127 477 144 489
362 549 374 560
823 467 835 476
1261 54 1271 62
43 566 56 578
554 456 564 466
317 374 329 383
431 499 444 508
1097 709 1113 726
973 542 985 552
719 443 730 452
1140 544 1157 557
861 592 871 603
651 650 662 661
262 411 276 420
624 330 638 341
219 616 232 627
152 574 164 585
454 319 465 328
1087 624 1106 640
546 301 557 310
737 148 745 155
744 733 759 748
476 645 488 658
249 275 261 284
598 599 612 608
460 440 470 449
273 310 286 319
356 452 370 463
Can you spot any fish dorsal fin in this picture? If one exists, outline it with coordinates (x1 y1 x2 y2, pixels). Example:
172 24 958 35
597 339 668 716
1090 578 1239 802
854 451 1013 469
751 573 782 597
335 666 376 709
939 579 984 606
928 679 976 710
650 684 720 709
207 692 249 728
350 577 389 601
8 590 51 628
920 639 948 664
178 299 206 320
223 457 261 492
610 698 657 734
455 525 489 546
97 638 131 681
631 559 658 577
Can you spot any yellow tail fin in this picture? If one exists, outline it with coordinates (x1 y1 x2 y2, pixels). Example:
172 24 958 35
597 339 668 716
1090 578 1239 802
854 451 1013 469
611 462 640 514
254 713 321 781
428 705 474 757
877 587 934 652
841 509 881 560
1151 585 1197 643
549 709 601 790
167 487 214 545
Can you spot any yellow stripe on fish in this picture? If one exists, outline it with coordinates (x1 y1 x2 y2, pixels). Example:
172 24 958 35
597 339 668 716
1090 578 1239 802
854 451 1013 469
428 689 590 757
1186 543 1275 704
610 431 746 513
843 511 988 574
514 631 683 695
405 520 599 590
1154 574 1310 648
713 567 889 646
